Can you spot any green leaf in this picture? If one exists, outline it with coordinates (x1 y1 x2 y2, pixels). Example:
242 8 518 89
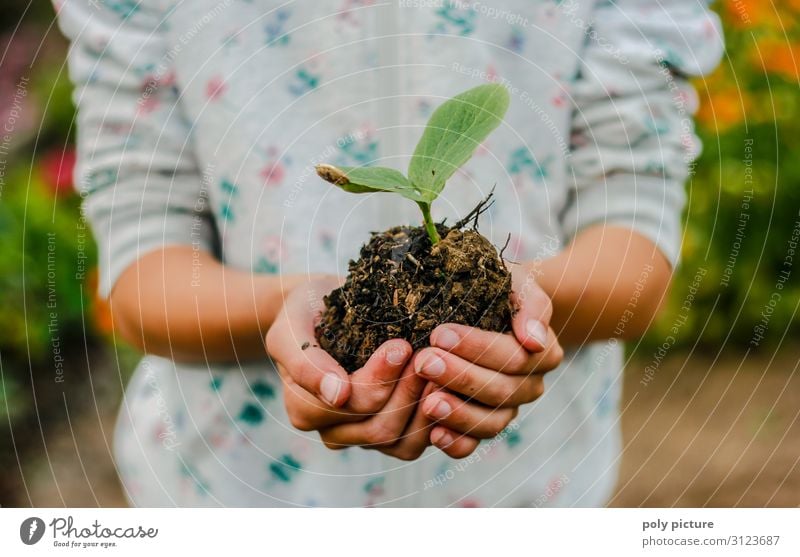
408 83 510 202
315 164 423 202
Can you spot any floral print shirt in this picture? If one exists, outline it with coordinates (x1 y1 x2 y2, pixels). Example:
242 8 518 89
56 0 723 507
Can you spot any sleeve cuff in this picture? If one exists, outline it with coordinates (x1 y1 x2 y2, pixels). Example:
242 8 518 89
562 173 685 267
93 200 217 298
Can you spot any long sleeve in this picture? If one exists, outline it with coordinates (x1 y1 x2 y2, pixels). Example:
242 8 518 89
56 0 217 297
563 0 724 266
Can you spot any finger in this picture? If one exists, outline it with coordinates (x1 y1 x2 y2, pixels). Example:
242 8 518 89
282 376 364 431
377 382 437 461
421 391 517 438
320 364 426 449
430 323 530 374
347 339 413 414
414 347 544 407
267 297 351 408
274 333 410 412
279 346 352 409
523 327 565 375
431 426 480 459
510 271 553 352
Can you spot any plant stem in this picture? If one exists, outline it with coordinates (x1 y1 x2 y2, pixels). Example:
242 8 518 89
418 202 441 244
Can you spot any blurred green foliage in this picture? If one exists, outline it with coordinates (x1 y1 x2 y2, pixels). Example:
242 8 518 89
0 25 102 424
644 0 800 351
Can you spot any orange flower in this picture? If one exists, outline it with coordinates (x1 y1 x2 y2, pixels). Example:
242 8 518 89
86 268 114 335
754 38 800 81
783 0 800 15
723 0 779 29
696 86 749 132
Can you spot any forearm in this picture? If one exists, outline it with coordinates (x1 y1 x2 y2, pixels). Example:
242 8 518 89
532 225 673 346
110 246 309 363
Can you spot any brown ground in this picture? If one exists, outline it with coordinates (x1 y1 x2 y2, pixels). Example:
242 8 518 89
610 347 799 507
9 347 799 507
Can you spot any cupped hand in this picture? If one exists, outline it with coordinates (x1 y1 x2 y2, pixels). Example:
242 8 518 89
266 276 414 431
318 359 437 461
414 264 564 457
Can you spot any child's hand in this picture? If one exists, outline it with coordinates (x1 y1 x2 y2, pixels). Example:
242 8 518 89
317 361 434 460
414 266 564 457
266 277 413 430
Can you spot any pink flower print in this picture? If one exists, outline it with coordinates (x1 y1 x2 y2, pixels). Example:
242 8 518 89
485 64 498 82
263 235 285 263
364 477 385 497
138 71 175 114
544 474 568 503
363 476 385 507
208 431 232 450
703 17 716 39
676 87 699 112
542 3 559 21
338 0 375 27
459 498 482 508
160 70 176 88
101 121 133 136
205 75 227 101
260 161 286 187
256 235 286 274
137 94 160 115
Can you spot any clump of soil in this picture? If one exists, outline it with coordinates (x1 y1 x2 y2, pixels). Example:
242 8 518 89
316 218 513 372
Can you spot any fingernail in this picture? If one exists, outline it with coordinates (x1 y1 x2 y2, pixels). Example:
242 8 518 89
415 352 446 377
434 327 460 350
433 429 454 447
428 399 452 419
320 373 343 406
526 319 548 347
385 345 408 366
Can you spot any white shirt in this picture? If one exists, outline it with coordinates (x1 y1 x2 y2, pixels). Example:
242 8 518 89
57 0 723 506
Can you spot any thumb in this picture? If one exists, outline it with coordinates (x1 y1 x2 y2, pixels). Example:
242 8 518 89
510 272 553 353
347 339 413 414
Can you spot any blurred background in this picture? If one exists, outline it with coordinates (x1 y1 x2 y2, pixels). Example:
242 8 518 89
1 1 798 507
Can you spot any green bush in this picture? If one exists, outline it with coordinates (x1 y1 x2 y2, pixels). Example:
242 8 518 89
644 2 800 351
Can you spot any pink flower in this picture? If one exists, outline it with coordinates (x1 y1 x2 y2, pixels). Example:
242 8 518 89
263 236 285 262
205 75 227 101
137 95 160 115
260 162 285 186
551 90 566 107
40 147 76 196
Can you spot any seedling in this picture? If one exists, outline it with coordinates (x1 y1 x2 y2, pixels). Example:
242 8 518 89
316 83 510 245
315 84 514 372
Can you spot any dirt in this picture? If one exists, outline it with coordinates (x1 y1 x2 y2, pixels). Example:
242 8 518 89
609 348 800 507
316 223 513 372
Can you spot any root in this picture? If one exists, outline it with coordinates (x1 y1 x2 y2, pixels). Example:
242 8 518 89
455 186 497 230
